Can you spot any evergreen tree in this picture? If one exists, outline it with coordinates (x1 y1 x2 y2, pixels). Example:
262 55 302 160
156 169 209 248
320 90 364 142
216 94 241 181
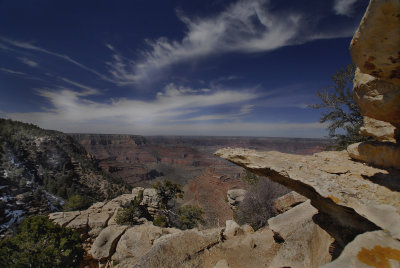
309 63 371 150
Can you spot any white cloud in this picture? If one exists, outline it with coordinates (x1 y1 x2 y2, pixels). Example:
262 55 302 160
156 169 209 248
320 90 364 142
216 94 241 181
106 0 357 84
60 77 101 95
18 57 38 67
8 83 258 127
6 82 326 137
0 37 111 82
333 0 359 16
0 67 26 75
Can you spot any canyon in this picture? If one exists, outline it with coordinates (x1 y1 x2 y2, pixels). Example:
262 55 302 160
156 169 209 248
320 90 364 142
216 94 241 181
70 134 329 226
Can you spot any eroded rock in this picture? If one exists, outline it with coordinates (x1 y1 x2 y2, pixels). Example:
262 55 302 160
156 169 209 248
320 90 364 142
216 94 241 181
226 189 247 209
268 201 333 268
347 141 400 169
223 220 241 239
360 116 396 142
321 230 400 268
353 69 400 126
272 191 308 215
89 225 128 261
121 228 222 268
112 223 165 263
350 0 400 86
51 211 80 227
215 148 400 242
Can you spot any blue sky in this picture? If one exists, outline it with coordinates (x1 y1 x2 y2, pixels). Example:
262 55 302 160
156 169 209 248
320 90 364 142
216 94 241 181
0 0 368 137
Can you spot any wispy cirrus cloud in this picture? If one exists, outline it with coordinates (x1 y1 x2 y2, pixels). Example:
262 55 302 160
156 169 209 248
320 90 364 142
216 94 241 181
106 0 358 85
0 67 26 75
0 37 112 82
18 57 38 67
333 0 360 16
8 83 258 128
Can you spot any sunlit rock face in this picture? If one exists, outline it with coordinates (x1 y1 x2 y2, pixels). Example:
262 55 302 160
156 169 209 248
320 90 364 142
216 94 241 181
359 116 396 143
349 0 400 168
350 0 400 87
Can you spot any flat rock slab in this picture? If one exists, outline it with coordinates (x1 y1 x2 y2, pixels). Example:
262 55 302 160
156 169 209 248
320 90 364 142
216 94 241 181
215 148 400 240
88 211 113 229
90 225 128 260
321 230 400 268
51 211 80 227
268 201 333 268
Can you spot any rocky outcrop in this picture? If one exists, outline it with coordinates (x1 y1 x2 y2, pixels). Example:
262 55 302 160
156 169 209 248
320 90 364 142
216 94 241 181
215 2 400 265
272 191 307 214
216 148 400 244
0 119 130 235
49 186 336 268
321 230 400 268
348 0 400 168
140 188 160 216
360 116 396 142
89 225 129 261
347 141 400 168
226 189 247 210
268 201 333 268
350 0 400 86
353 69 400 127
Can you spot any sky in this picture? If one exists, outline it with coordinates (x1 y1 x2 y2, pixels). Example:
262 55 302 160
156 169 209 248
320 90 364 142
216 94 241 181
0 0 369 137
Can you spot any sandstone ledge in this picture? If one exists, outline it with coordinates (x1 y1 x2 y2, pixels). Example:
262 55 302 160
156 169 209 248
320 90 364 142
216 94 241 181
215 148 400 242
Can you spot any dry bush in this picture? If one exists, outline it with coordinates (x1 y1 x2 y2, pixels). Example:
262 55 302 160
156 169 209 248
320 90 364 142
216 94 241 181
234 177 288 230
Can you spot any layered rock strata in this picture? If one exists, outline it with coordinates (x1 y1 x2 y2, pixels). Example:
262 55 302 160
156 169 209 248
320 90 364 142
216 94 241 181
215 149 400 244
349 0 400 169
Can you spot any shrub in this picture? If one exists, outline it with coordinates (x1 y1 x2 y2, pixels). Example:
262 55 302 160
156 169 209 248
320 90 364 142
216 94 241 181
241 170 261 185
115 191 148 225
0 215 83 268
152 180 184 209
234 177 288 230
153 215 168 227
64 195 91 211
178 205 204 230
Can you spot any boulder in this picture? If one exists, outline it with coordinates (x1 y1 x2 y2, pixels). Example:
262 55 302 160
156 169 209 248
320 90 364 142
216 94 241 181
350 0 400 86
321 230 400 268
132 187 144 197
200 225 278 268
353 69 400 126
140 188 159 208
226 189 247 209
347 141 400 169
240 224 254 234
360 116 396 142
140 188 160 215
223 220 241 239
268 200 318 241
215 148 400 243
213 259 230 268
268 201 333 268
120 228 222 268
89 225 128 261
112 223 164 263
272 191 308 214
